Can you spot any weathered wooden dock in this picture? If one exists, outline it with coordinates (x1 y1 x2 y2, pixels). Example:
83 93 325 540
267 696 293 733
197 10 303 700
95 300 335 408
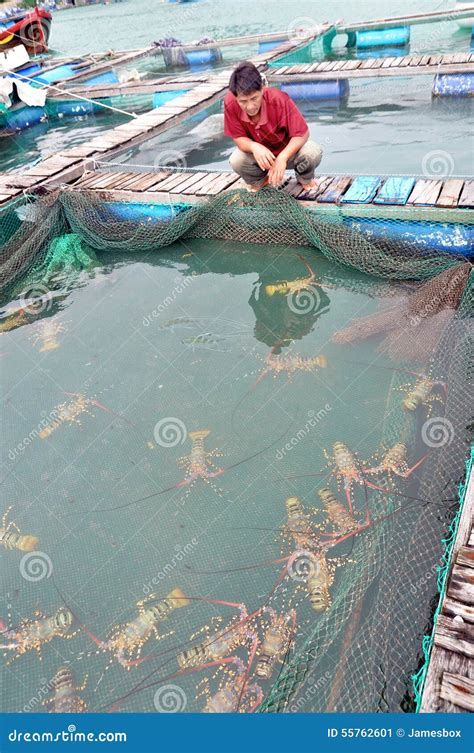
0 30 330 206
65 169 474 213
269 52 474 82
2 165 473 217
420 458 474 713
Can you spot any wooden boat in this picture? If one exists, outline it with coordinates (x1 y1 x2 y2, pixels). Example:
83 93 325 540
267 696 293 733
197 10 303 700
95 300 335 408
0 7 52 56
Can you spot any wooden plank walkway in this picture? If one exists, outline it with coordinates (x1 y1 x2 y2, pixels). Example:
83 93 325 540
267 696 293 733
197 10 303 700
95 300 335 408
420 459 474 713
0 32 330 207
269 52 474 81
64 168 474 212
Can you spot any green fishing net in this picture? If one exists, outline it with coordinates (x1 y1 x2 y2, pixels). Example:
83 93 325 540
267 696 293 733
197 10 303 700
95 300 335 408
0 186 472 714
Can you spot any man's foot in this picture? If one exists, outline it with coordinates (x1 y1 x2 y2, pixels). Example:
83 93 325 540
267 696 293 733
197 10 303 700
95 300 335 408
298 178 318 190
246 177 269 192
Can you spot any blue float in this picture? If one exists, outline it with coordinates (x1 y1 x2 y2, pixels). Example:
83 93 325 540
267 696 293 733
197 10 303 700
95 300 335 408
152 88 190 107
3 105 45 130
356 26 410 48
105 202 190 223
433 72 474 97
185 48 221 69
82 70 119 85
54 100 97 116
258 38 285 54
281 80 349 100
33 63 84 84
342 217 473 256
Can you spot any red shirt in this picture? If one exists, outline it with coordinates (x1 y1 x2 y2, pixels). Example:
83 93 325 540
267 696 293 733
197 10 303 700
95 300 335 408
224 87 308 155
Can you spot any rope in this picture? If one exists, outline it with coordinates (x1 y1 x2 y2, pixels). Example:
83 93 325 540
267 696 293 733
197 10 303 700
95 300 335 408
8 69 139 119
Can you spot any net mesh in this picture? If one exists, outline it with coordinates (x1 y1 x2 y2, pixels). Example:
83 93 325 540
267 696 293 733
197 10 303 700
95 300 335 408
0 185 472 714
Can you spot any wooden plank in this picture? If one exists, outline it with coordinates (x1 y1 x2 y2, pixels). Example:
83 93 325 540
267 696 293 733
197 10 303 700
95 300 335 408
295 175 333 201
429 54 444 66
407 179 443 206
184 172 223 195
420 55 431 66
374 176 416 205
448 564 474 605
162 171 207 195
434 614 474 658
317 175 352 203
342 60 362 70
459 181 474 208
148 172 195 193
195 172 234 196
437 179 465 208
359 59 379 69
341 175 382 204
122 171 171 192
457 547 474 570
440 673 474 712
443 598 474 624
205 173 240 195
83 171 131 190
285 177 304 198
408 55 424 67
381 57 396 68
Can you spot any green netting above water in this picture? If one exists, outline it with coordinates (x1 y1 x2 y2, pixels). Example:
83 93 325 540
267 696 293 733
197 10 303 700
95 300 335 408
0 186 473 715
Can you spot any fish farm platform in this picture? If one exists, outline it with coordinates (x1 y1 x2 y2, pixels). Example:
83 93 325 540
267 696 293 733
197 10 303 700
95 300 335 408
420 459 474 713
269 52 474 81
54 169 474 213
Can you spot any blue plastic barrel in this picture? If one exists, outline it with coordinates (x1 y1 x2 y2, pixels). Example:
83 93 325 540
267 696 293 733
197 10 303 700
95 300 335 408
281 80 349 100
5 105 45 130
185 48 220 69
152 88 190 107
33 63 81 84
342 217 473 256
356 26 410 48
258 38 285 54
82 70 119 85
105 202 190 223
433 72 474 97
54 100 97 116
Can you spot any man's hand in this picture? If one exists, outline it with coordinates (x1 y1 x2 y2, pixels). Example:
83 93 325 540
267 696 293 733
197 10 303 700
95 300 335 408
251 143 275 171
267 154 287 187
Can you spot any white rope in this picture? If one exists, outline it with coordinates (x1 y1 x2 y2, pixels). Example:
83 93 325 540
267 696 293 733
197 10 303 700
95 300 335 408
8 69 139 119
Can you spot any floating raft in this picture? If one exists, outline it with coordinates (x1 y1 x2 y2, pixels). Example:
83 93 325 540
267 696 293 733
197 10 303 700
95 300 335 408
269 52 474 81
67 169 474 212
420 458 474 713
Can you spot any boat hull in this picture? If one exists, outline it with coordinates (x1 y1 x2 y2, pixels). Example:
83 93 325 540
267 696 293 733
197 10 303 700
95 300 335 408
0 8 52 55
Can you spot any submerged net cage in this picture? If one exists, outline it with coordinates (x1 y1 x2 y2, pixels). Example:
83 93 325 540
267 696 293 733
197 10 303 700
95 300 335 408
0 186 472 714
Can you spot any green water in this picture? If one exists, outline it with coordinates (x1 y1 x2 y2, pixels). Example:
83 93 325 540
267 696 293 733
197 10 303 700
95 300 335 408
1 239 453 712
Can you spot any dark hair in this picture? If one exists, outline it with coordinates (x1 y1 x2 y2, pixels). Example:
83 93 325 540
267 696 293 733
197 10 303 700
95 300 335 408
229 61 263 95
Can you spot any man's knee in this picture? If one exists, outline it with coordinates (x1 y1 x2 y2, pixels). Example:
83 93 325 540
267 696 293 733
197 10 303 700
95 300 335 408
229 148 251 174
295 141 323 173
